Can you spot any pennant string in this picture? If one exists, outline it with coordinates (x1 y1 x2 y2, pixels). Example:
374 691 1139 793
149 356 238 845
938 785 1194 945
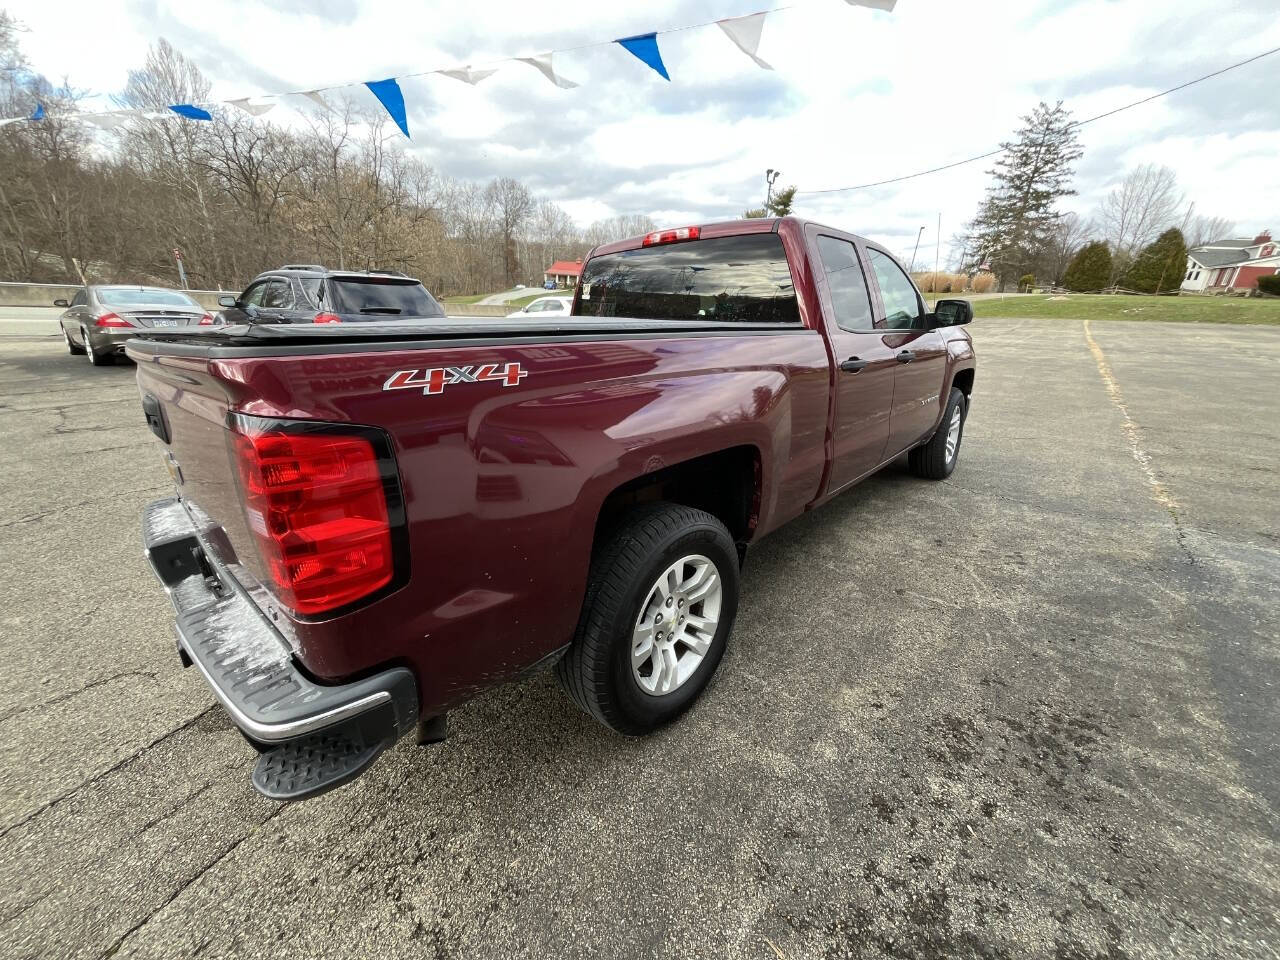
0 0 898 125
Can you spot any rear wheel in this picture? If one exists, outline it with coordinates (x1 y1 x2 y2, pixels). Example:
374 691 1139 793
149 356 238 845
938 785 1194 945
555 503 739 735
82 327 112 366
63 326 85 355
909 386 967 479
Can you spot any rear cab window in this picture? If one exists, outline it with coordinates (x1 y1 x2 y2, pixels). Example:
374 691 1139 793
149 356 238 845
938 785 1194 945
325 278 445 318
575 234 799 324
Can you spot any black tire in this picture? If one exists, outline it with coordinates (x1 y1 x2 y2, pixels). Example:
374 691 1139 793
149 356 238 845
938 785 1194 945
63 326 85 355
909 386 967 479
83 328 113 366
555 502 740 735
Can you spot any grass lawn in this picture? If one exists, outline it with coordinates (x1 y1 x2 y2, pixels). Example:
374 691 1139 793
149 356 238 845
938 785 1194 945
967 294 1280 325
440 293 489 304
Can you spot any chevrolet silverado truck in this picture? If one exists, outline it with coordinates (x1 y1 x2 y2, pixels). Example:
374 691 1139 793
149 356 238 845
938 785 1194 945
129 217 976 801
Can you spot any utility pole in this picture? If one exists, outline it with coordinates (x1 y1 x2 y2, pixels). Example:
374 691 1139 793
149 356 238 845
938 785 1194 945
765 169 780 214
934 212 941 287
908 226 925 272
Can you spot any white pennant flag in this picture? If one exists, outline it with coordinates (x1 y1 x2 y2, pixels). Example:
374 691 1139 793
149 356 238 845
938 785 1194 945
516 52 579 89
438 65 498 85
228 97 276 117
845 0 897 9
717 13 773 70
82 112 135 130
0 117 24 127
297 90 333 113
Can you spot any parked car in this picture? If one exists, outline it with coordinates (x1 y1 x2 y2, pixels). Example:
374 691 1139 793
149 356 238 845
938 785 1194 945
216 265 446 325
56 286 212 366
506 295 572 318
543 280 557 290
129 216 976 800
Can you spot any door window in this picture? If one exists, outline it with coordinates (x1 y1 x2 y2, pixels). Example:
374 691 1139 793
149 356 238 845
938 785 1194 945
816 236 874 332
261 279 293 309
868 249 925 329
240 281 269 307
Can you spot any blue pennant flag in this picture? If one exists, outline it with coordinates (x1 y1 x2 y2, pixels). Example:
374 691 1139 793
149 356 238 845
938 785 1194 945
29 103 44 120
169 104 213 121
365 77 410 138
616 33 670 81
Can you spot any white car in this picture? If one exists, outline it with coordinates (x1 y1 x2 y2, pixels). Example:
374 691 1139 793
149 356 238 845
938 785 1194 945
507 296 572 318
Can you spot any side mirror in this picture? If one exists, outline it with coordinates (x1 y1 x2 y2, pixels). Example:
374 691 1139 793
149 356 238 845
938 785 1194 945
217 294 237 307
53 298 69 307
933 299 973 326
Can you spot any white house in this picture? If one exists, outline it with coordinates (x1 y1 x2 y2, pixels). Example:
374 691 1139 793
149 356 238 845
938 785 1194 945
1182 231 1279 292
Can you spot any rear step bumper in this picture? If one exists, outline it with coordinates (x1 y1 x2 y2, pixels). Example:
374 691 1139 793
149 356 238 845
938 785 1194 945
142 498 418 800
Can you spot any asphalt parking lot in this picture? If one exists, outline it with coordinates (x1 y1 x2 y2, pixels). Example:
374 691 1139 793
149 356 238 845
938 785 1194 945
0 314 1276 959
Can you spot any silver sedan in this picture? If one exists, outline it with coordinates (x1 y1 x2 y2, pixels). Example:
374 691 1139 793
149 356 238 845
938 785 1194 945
56 286 213 365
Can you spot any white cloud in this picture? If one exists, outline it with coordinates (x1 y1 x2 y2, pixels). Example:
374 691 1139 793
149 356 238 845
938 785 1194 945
7 0 1280 261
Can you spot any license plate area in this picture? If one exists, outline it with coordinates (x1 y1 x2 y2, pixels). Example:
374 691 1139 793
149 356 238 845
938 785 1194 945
152 319 178 328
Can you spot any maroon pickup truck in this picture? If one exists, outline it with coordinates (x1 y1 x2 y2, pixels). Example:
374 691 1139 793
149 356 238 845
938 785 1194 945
129 216 976 800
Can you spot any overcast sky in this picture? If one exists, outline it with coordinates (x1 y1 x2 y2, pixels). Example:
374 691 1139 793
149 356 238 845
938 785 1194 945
8 0 1280 263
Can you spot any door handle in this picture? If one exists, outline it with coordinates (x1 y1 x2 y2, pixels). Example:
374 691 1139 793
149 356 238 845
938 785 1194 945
840 356 870 373
896 350 915 364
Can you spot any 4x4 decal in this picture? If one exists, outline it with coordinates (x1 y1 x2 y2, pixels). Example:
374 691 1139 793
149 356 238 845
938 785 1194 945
383 363 527 396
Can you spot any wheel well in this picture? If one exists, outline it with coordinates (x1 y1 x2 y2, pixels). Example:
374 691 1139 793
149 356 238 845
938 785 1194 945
952 368 974 397
596 446 761 548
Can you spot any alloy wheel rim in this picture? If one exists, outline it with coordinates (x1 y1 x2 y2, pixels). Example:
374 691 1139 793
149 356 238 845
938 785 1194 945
631 554 722 697
82 329 93 363
945 405 962 462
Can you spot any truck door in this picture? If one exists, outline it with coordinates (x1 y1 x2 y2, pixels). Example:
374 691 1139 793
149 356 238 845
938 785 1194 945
865 248 948 457
810 230 898 491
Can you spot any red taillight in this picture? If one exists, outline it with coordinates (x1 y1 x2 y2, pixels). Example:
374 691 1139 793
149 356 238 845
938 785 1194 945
198 313 215 325
96 312 132 328
314 313 342 324
230 423 396 615
642 225 701 247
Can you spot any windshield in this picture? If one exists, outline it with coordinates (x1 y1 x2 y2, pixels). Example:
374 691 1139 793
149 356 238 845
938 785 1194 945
324 277 445 318
574 234 799 324
97 288 199 308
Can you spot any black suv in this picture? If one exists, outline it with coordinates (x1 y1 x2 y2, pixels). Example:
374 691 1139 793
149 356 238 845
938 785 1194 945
216 265 446 324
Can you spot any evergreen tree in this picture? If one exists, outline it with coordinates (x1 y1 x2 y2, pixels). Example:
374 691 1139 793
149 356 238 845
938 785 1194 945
1122 228 1188 294
744 184 797 219
1062 240 1112 292
967 101 1083 286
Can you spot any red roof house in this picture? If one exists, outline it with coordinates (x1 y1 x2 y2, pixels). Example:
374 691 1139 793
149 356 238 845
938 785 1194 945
544 259 583 288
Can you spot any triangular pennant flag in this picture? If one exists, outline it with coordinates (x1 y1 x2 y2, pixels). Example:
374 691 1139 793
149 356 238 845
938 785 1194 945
717 13 773 70
228 97 275 117
845 0 897 9
0 117 23 127
616 33 670 81
169 104 213 121
29 103 44 120
365 77 410 138
298 90 333 112
516 53 579 89
438 65 497 85
82 112 135 130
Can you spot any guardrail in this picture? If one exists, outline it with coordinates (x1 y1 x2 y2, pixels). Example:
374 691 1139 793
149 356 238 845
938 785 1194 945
0 282 237 311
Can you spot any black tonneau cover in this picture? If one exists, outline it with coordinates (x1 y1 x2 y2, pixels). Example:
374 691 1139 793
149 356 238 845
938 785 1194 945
125 317 802 358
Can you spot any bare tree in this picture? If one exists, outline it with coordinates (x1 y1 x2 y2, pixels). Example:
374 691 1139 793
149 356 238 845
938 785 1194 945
485 177 533 286
1096 164 1182 276
582 214 657 248
1181 211 1237 249
1041 212 1095 285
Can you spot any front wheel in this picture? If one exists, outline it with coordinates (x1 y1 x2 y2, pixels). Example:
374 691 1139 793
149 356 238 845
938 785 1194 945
555 503 739 735
909 386 967 479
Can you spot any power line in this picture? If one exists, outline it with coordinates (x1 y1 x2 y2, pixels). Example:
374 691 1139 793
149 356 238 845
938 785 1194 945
798 44 1280 196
